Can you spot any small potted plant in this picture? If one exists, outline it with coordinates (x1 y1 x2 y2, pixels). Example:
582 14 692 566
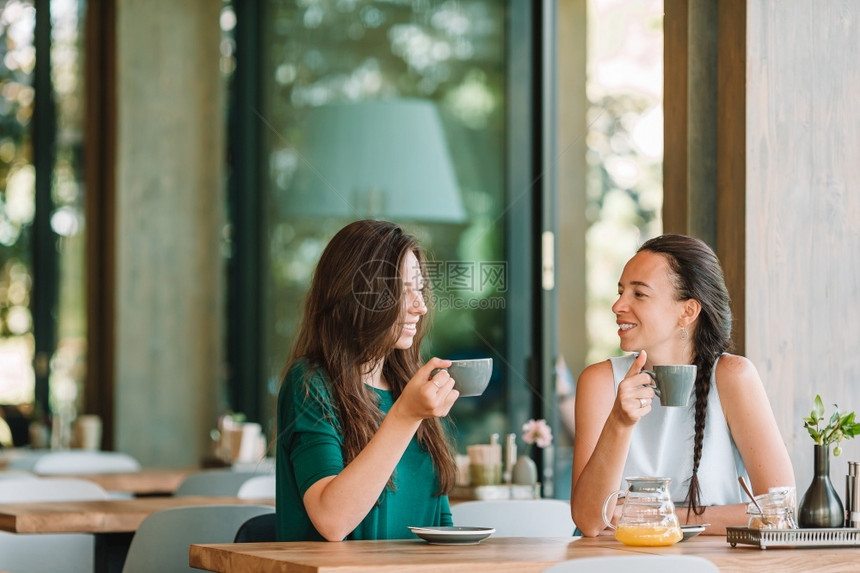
798 395 860 528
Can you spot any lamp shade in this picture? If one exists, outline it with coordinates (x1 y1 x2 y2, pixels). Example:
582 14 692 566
285 99 466 223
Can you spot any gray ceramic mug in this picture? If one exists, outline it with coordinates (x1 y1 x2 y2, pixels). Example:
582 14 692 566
431 358 493 397
643 364 697 407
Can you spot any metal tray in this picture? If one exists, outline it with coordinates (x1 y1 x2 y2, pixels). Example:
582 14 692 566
727 526 860 549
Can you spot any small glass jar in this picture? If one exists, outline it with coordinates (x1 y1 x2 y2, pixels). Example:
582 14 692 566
747 501 792 530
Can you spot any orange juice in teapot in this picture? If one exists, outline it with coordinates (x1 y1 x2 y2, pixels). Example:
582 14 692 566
602 476 683 546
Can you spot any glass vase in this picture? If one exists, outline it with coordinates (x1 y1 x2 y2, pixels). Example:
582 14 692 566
798 444 844 528
512 455 537 485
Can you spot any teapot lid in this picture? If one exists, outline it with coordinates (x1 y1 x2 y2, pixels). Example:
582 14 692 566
624 476 673 491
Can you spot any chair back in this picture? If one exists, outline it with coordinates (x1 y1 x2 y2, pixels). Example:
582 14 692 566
0 470 37 480
7 450 141 474
0 477 109 503
175 469 272 497
121 504 275 573
233 511 277 543
237 473 276 499
542 555 720 572
0 477 110 573
451 499 574 537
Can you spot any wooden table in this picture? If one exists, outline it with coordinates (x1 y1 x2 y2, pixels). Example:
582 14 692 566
0 495 274 573
189 535 860 573
49 467 198 496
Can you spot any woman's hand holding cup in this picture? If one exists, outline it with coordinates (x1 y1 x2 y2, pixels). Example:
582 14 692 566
615 350 656 425
396 358 459 422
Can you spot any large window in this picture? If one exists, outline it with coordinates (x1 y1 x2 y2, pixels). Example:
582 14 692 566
257 0 510 451
226 1 554 469
0 1 37 412
585 0 663 362
0 0 86 447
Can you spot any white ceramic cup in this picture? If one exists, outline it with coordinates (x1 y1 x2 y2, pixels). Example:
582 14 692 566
75 415 103 451
237 423 263 463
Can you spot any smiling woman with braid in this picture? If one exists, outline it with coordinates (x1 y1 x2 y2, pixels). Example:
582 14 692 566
570 235 794 536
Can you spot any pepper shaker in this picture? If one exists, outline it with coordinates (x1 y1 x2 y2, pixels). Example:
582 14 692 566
503 433 517 483
848 461 860 528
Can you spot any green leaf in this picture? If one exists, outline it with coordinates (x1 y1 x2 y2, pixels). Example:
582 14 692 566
805 426 823 444
813 395 825 419
802 396 859 447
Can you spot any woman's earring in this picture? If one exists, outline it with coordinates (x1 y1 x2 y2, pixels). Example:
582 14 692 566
680 326 688 341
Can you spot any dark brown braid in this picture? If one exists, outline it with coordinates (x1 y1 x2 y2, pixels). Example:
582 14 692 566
638 235 733 517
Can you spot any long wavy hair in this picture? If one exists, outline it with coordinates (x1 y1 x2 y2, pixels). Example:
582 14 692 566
638 234 733 516
289 219 456 494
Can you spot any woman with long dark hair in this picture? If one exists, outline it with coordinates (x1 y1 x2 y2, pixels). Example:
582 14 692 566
571 234 794 536
276 220 459 541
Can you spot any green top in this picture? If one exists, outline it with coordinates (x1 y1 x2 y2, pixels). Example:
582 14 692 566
276 359 452 541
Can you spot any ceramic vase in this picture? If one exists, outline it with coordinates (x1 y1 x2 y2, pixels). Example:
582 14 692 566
798 444 844 528
512 454 538 485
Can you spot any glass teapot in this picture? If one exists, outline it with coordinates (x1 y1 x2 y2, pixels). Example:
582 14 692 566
602 476 683 546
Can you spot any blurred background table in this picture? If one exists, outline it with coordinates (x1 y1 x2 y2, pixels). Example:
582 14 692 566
51 467 198 497
0 495 274 573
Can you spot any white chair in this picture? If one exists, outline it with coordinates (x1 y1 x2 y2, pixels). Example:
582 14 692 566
175 469 271 497
0 469 37 480
6 450 141 474
451 499 574 537
231 456 275 473
120 504 275 573
543 555 720 573
0 477 110 573
0 477 109 502
237 473 276 499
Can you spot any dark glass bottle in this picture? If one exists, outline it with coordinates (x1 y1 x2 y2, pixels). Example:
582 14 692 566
798 444 845 528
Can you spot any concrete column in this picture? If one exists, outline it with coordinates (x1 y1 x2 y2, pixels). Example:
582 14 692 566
114 0 225 466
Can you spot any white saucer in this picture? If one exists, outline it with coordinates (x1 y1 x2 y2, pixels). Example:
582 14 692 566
680 524 706 541
408 526 495 545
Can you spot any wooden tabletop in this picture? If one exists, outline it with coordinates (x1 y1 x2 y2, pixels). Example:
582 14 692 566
189 535 860 573
49 467 199 495
0 495 274 534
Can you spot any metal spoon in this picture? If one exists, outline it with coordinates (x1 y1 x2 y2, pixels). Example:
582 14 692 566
738 476 771 526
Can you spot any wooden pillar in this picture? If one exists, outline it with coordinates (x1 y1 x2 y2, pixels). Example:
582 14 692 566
84 0 117 450
716 0 746 355
664 0 745 353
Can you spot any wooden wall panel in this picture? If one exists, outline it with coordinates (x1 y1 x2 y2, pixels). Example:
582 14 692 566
746 0 860 488
662 0 688 235
717 0 746 355
85 0 117 449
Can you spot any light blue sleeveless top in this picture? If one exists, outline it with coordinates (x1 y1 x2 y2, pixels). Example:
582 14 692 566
610 353 748 506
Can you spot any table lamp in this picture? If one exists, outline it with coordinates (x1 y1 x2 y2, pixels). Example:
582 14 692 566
284 99 466 223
